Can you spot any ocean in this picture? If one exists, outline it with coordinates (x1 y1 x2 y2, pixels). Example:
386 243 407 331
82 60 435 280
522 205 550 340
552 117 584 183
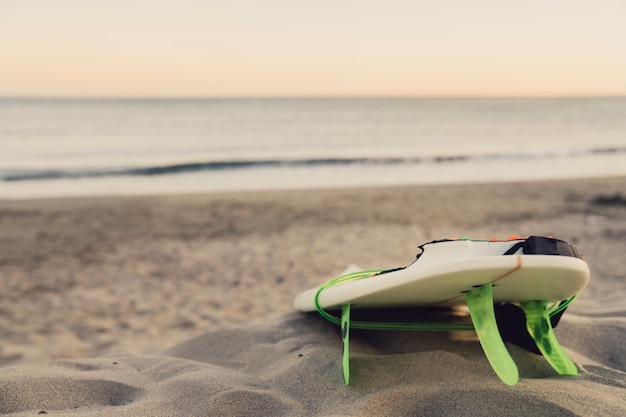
1 97 625 199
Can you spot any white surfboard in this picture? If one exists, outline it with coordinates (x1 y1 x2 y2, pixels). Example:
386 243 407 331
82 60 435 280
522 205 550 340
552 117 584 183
294 237 590 312
294 236 590 385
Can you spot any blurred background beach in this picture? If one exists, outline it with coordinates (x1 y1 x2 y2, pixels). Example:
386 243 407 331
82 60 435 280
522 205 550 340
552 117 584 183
1 0 625 366
1 2 625 415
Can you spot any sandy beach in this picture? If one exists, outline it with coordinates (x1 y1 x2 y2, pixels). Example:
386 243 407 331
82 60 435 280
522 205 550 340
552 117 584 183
1 177 625 416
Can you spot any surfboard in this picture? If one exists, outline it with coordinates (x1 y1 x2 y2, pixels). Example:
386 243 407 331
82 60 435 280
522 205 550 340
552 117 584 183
295 237 589 311
294 236 590 385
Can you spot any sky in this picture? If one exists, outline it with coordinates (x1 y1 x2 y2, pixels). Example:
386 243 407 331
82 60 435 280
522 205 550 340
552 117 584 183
0 0 625 98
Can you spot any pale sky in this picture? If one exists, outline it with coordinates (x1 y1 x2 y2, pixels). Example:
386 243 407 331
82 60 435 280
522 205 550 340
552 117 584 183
1 0 625 98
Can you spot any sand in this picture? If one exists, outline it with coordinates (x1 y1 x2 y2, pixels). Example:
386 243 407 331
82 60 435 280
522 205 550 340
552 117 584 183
0 177 625 415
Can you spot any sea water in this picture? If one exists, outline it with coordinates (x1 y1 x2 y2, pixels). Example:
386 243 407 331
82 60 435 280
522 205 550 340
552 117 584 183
0 97 625 199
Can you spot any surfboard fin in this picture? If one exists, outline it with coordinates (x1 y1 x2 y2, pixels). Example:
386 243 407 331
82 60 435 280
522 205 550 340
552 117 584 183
341 303 351 385
465 284 519 386
520 300 578 376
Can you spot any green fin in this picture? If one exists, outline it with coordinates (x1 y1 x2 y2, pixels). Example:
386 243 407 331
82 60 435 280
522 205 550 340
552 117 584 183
465 284 519 386
521 300 578 376
341 303 351 385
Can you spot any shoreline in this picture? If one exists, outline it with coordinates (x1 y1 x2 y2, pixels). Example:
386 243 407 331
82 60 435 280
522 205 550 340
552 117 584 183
3 151 626 200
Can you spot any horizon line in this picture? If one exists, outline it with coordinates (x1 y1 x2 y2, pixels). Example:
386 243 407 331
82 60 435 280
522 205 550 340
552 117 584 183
2 94 625 101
